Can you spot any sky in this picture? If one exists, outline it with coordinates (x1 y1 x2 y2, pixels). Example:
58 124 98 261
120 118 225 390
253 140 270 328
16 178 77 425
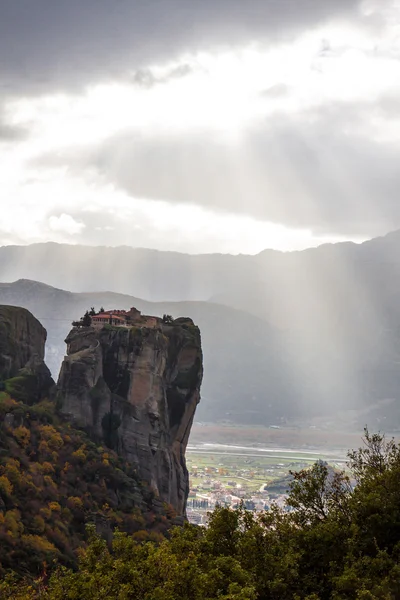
1 0 400 254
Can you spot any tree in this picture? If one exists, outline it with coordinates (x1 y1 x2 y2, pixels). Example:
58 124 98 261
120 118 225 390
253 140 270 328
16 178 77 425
287 461 352 526
162 314 174 324
6 431 400 599
72 310 93 328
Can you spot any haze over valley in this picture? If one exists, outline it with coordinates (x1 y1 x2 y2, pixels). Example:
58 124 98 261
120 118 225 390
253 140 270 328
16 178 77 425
2 230 400 430
2 0 400 435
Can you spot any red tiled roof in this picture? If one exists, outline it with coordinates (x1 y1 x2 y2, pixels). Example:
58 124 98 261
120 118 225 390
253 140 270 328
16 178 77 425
92 313 126 321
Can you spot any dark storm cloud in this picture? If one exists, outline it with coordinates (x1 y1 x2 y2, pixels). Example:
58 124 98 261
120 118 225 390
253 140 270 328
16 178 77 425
35 97 400 238
0 0 367 95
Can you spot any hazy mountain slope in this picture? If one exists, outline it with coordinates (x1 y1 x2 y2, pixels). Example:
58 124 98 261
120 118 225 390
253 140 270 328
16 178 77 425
2 232 400 427
0 243 250 301
1 233 400 305
0 280 296 425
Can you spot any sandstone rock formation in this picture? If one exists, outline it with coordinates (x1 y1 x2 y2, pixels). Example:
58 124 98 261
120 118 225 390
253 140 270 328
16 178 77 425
57 317 203 515
0 305 54 401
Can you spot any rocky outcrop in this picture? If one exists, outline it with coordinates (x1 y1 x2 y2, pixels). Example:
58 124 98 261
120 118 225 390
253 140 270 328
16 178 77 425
0 305 54 401
57 318 203 515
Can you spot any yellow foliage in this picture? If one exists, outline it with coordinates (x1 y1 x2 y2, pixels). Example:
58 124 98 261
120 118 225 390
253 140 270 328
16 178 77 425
4 460 21 485
0 396 18 410
42 461 55 474
38 439 50 455
38 424 57 440
13 425 31 448
62 461 72 473
21 534 58 555
49 434 64 450
67 496 83 510
132 530 150 542
48 501 61 513
39 507 51 520
72 444 87 463
5 509 24 538
44 475 57 489
38 425 64 450
28 463 41 475
0 475 13 497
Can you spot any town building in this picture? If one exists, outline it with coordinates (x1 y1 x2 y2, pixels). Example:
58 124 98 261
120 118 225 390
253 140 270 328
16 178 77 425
91 313 128 328
90 307 160 330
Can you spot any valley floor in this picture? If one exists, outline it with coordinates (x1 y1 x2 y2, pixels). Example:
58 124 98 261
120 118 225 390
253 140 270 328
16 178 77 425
186 424 379 525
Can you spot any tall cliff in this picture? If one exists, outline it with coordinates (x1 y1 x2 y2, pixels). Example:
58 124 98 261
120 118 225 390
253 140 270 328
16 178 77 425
0 305 53 401
57 318 203 515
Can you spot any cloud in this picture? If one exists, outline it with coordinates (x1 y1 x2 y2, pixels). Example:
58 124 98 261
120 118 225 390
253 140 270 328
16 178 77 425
1 0 399 250
260 84 290 98
37 95 400 238
44 199 350 254
48 214 86 236
0 106 29 141
0 0 372 96
0 123 27 141
132 64 194 88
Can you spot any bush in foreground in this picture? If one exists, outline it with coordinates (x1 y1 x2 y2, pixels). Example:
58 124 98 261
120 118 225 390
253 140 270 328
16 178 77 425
4 429 400 599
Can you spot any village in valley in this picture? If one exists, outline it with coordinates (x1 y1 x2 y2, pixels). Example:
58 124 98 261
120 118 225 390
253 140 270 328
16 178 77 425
186 450 295 525
185 440 348 525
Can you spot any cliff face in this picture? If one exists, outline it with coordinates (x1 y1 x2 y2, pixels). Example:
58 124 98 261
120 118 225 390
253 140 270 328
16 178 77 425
57 318 203 515
0 305 53 400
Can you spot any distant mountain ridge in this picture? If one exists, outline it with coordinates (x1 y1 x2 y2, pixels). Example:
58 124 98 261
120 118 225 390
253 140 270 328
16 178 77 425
2 231 400 428
0 279 288 425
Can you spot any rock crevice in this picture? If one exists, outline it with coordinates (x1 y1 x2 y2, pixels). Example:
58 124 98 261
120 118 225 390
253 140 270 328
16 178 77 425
57 319 203 515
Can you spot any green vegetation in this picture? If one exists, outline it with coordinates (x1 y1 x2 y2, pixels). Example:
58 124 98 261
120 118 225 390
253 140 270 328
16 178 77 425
162 314 174 324
3 429 400 598
187 450 322 493
72 310 92 328
5 374 41 405
0 392 172 579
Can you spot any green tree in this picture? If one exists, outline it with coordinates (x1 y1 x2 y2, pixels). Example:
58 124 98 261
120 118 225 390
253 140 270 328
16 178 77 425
81 311 92 327
7 431 400 599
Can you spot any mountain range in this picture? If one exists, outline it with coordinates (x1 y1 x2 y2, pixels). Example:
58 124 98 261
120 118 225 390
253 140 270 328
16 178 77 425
2 230 400 428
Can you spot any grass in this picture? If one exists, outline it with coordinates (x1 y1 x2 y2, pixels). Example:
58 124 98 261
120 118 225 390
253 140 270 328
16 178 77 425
187 450 321 493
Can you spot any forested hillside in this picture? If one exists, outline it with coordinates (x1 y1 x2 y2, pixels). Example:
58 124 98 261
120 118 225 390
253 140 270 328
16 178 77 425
0 392 172 577
4 429 400 599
